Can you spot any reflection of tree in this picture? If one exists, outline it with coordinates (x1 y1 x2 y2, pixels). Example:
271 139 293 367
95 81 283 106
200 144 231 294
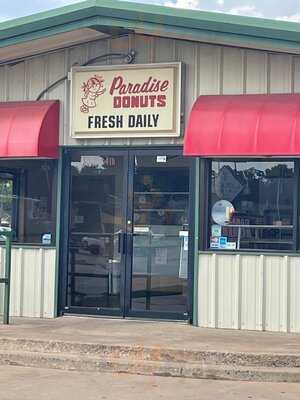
212 162 294 224
80 165 102 175
0 179 13 225
71 165 80 176
225 164 293 185
71 164 106 176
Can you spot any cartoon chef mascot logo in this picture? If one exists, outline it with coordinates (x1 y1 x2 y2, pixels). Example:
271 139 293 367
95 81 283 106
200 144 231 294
80 75 106 113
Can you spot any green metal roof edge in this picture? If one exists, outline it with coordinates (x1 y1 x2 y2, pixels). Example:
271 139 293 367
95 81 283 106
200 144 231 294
1 0 300 51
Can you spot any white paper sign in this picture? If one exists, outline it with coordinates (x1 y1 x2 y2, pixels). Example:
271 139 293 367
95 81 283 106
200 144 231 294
156 156 167 163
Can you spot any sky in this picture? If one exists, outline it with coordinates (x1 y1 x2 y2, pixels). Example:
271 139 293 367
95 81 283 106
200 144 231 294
1 0 300 23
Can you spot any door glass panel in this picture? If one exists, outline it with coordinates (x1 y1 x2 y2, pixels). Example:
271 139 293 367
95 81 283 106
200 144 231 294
67 153 125 310
131 155 189 314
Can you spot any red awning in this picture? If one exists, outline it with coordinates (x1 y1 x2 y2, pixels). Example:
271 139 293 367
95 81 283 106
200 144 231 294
0 101 59 158
184 94 300 157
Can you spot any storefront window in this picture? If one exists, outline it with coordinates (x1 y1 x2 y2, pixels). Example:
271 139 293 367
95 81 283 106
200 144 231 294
0 173 16 232
0 160 57 245
209 161 295 251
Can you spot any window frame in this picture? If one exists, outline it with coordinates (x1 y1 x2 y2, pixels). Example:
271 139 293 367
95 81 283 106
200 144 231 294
201 158 300 254
0 169 20 241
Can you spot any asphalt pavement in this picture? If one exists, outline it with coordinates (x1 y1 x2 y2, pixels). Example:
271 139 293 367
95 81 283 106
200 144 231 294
0 365 300 400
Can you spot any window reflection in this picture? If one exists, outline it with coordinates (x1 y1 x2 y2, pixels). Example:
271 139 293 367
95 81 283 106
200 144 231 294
131 155 189 313
0 160 56 244
0 176 14 230
210 161 295 251
67 153 123 309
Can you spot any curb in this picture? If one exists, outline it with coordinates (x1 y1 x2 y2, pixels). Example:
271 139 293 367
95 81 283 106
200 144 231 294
0 350 300 382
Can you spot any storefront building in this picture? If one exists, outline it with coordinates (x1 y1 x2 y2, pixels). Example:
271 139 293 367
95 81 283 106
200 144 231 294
1 0 300 331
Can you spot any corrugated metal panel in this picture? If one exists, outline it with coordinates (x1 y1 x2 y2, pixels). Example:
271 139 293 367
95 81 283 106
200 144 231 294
0 247 56 319
222 47 244 95
293 57 300 92
198 253 300 333
0 34 299 148
198 44 222 95
217 253 240 329
198 253 217 328
240 254 263 331
265 256 288 332
245 51 268 94
290 257 300 332
0 34 299 324
269 54 293 93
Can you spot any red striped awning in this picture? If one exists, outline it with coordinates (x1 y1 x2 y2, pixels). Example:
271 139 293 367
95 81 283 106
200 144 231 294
184 94 300 157
0 100 59 158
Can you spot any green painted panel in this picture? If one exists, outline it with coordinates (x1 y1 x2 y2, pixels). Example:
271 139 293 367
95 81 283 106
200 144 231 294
1 0 300 55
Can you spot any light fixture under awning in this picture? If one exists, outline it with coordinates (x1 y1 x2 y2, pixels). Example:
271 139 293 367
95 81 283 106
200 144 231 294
0 101 59 158
184 94 300 157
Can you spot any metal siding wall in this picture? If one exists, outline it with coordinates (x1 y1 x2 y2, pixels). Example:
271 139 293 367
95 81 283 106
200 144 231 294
0 67 8 101
240 254 264 331
265 256 288 332
290 257 300 332
175 40 198 146
198 253 217 328
0 247 56 319
217 254 240 329
269 54 293 93
198 44 222 95
198 253 300 333
46 50 67 145
222 47 245 94
245 51 268 94
1 36 300 325
8 63 26 101
27 57 46 100
1 34 300 147
293 57 300 92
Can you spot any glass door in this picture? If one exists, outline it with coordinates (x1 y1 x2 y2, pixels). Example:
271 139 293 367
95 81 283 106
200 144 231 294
66 150 128 316
64 148 190 320
126 152 190 319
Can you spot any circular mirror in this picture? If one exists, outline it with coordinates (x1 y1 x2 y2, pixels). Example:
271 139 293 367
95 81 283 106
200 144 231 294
212 200 235 226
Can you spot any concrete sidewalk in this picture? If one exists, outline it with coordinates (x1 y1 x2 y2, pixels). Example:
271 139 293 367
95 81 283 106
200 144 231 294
0 316 300 382
0 316 300 354
1 366 300 400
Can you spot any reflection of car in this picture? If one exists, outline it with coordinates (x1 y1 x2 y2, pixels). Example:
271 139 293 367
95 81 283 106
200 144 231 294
0 214 11 228
81 236 105 255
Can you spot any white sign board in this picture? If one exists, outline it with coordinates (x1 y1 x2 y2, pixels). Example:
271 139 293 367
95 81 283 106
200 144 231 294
70 63 182 138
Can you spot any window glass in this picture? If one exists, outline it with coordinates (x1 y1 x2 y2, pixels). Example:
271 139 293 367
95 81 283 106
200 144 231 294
67 153 124 309
0 160 57 245
209 161 295 251
0 174 15 231
131 155 189 313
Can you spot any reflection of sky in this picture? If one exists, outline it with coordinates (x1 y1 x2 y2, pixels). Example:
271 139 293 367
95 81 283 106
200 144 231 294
72 156 105 173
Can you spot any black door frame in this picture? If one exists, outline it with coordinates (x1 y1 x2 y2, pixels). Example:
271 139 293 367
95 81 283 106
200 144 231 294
58 146 195 322
60 148 129 317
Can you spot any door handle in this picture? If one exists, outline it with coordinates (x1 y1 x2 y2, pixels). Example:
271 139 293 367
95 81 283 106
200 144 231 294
118 232 126 254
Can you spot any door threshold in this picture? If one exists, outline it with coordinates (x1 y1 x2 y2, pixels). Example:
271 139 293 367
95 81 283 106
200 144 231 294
63 313 189 324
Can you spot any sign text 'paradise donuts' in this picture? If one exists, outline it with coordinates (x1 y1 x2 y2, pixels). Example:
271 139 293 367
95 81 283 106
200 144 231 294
70 63 182 138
